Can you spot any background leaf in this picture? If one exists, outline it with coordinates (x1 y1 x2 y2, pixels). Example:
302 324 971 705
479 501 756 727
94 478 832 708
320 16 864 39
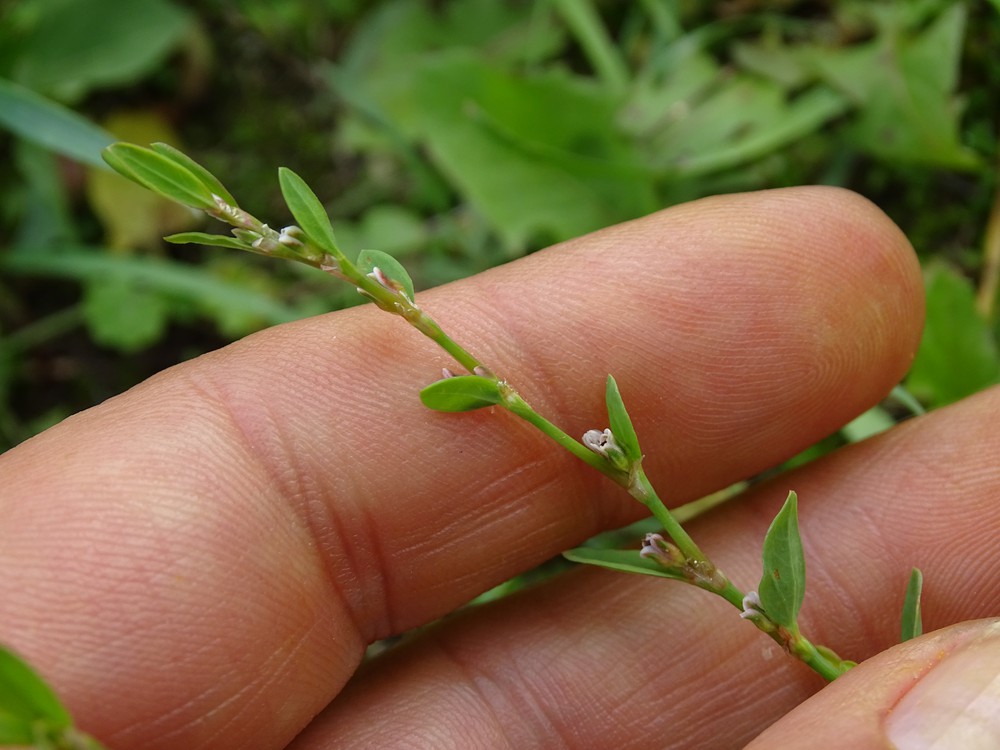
900 568 924 642
277 167 340 254
907 263 1000 407
757 491 806 632
82 278 170 353
0 78 114 168
806 3 978 168
3 0 191 103
419 375 502 412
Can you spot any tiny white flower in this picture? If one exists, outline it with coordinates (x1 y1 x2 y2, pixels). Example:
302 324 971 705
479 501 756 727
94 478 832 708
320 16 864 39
740 590 765 620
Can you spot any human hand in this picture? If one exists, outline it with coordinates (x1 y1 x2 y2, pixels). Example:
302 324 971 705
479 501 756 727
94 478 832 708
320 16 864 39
2 187 997 749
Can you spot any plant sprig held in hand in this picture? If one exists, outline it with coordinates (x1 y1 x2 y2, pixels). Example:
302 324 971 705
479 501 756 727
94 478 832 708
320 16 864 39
95 142 926 684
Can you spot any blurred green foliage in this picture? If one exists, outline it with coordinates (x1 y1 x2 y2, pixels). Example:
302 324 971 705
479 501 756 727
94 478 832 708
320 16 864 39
0 0 998 450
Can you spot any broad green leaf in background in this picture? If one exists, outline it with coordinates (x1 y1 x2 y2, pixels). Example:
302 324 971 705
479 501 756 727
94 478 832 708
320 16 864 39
103 142 217 211
562 547 688 581
0 78 114 168
277 167 340 254
11 141 78 249
338 206 428 259
807 3 979 168
419 375 503 412
907 263 1000 407
336 45 656 251
356 248 416 300
82 278 170 353
900 568 924 642
0 645 71 739
757 491 806 633
604 375 641 463
2 0 192 103
0 248 307 339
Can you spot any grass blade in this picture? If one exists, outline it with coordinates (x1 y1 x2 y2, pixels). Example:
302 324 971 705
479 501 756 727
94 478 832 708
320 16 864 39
0 78 114 168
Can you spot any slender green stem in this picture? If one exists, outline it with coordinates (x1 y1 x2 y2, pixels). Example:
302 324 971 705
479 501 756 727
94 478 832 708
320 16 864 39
344 261 486 375
501 386 624 477
789 635 853 681
630 468 705 564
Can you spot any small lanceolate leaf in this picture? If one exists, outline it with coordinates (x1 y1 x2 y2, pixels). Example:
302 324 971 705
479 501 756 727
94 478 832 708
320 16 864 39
0 645 71 732
605 375 641 462
165 232 251 250
420 375 503 412
900 568 924 642
277 167 340 255
151 142 237 206
562 548 687 581
757 491 806 632
356 248 416 301
102 142 217 210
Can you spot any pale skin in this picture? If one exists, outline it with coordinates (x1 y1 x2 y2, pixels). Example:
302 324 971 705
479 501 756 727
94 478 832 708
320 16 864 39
1 186 999 749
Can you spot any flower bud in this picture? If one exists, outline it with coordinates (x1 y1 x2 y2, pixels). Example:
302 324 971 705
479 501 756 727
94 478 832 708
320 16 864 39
582 428 631 471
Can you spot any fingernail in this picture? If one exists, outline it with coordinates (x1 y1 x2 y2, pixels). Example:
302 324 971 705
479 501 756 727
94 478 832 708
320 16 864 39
885 624 1000 749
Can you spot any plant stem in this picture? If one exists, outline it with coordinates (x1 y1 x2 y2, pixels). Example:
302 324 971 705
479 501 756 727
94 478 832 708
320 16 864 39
500 386 623 477
788 635 853 681
630 467 705 563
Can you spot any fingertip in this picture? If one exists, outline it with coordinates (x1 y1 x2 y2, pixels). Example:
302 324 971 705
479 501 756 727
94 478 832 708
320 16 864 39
747 619 1000 749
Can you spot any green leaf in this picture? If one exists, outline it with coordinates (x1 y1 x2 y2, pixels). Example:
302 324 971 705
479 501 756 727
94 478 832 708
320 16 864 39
604 375 641 462
0 78 114 168
0 714 34 744
0 246 306 329
562 548 687 581
0 644 71 730
151 143 237 206
419 375 503 412
840 405 896 443
352 49 656 250
277 167 340 254
900 568 924 642
356 248 415 301
102 142 217 210
757 491 806 632
907 263 1000 407
165 232 251 251
808 4 979 168
5 0 190 103
82 278 170 353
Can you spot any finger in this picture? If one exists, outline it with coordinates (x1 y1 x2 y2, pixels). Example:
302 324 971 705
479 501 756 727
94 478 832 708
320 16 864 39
290 386 1000 750
0 187 921 750
747 619 1000 749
